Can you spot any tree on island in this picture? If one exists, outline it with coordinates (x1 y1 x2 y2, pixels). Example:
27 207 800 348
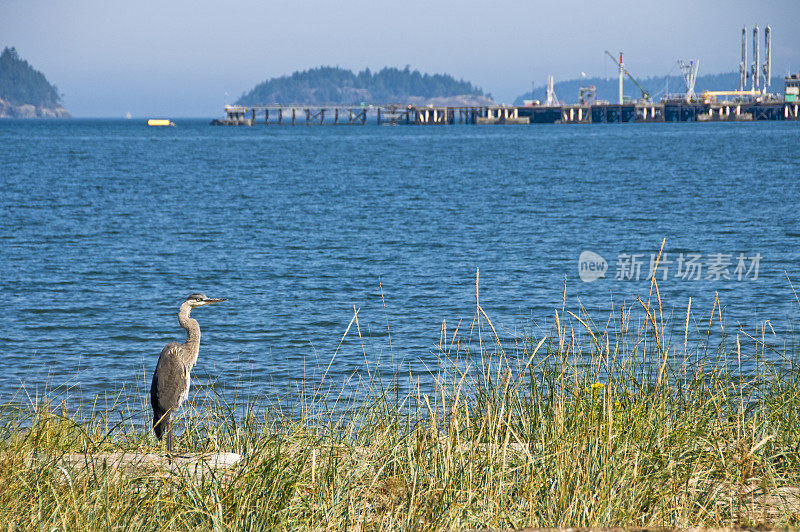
0 47 62 108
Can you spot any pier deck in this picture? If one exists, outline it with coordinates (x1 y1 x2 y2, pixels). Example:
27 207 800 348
212 101 799 126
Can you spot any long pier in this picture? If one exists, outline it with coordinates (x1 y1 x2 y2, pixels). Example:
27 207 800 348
212 101 800 126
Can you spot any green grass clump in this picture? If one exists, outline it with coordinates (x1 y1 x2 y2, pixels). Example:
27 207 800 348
2 285 800 530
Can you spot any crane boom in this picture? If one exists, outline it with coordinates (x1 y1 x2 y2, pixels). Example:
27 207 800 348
604 50 651 102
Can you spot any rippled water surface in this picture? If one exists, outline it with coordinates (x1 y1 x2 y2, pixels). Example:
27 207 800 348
1 119 799 404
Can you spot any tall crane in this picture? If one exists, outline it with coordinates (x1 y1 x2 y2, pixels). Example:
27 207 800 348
605 51 651 102
678 59 700 102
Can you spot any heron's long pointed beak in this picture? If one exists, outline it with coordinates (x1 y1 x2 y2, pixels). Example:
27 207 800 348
202 297 227 304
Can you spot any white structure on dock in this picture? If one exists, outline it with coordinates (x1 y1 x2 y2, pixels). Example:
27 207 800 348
544 75 559 107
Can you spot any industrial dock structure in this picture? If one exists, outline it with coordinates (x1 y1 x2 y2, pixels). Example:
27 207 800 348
213 25 799 127
213 97 798 126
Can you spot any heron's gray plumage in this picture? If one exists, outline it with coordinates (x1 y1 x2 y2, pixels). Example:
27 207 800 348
150 293 225 451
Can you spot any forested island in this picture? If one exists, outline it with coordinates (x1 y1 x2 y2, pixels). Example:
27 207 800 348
0 47 69 118
236 66 494 107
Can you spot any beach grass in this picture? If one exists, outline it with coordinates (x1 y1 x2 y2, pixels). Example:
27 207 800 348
2 275 800 530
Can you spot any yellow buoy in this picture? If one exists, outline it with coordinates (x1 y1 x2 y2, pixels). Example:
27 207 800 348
147 119 175 127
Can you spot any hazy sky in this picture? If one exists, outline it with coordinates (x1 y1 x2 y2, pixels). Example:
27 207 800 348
2 0 798 117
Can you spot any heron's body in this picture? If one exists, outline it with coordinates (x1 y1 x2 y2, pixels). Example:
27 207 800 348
150 294 225 451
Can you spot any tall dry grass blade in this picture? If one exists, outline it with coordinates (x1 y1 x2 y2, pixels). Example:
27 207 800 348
479 305 504 355
555 310 563 355
448 317 462 355
473 266 503 353
518 337 548 380
636 296 661 352
654 275 664 333
706 292 719 344
475 267 480 312
379 276 393 356
567 310 599 351
684 296 692 352
320 307 359 387
439 318 446 354
736 334 741 376
638 295 666 387
353 304 369 372
647 237 666 310
736 327 786 361
786 271 800 308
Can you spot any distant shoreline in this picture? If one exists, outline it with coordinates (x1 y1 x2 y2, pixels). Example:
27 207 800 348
0 98 70 119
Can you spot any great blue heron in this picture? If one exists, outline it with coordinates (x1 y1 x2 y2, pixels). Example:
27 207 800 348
150 293 226 451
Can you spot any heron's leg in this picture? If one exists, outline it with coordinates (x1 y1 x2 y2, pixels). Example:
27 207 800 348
166 423 174 453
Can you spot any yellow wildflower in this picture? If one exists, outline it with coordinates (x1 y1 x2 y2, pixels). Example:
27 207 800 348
584 382 605 394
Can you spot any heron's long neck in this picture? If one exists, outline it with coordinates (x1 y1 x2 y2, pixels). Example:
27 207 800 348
178 303 201 367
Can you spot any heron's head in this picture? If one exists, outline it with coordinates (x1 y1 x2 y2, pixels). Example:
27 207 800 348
185 293 227 309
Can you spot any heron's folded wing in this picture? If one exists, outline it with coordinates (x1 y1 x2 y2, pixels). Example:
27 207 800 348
151 342 187 413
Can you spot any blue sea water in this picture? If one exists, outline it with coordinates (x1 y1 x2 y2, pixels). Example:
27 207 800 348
1 119 799 406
